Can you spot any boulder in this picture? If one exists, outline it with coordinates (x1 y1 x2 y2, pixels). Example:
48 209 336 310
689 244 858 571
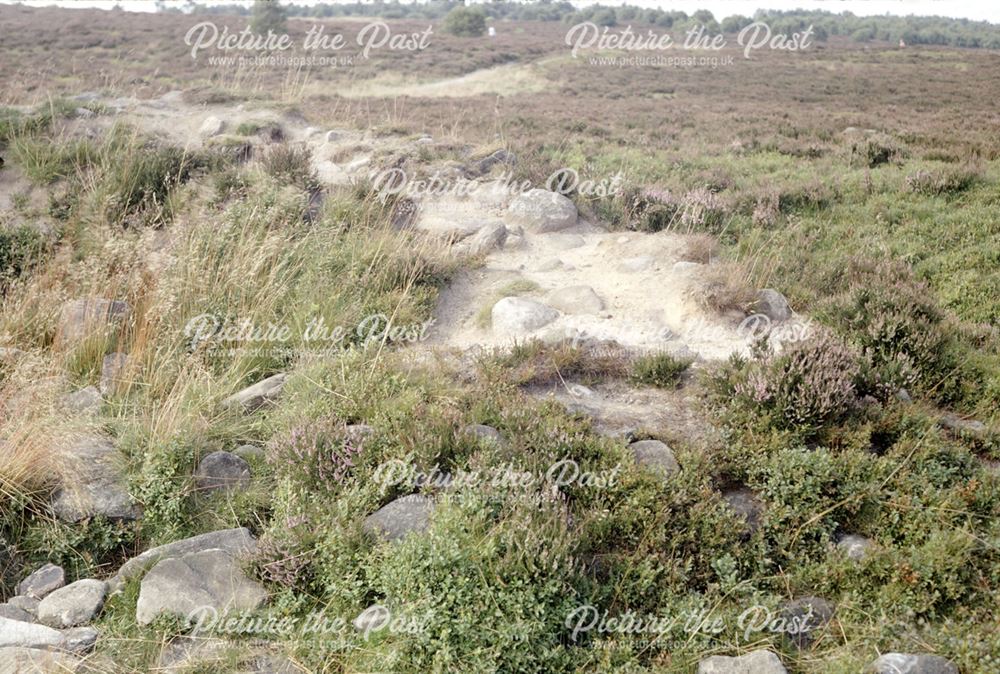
50 437 139 523
869 654 958 674
7 597 39 617
62 386 102 415
545 286 605 315
491 297 559 335
0 617 96 654
198 116 225 138
780 596 835 649
629 440 679 480
455 221 508 257
194 451 251 493
136 549 267 625
221 373 287 413
753 289 792 322
698 650 787 674
462 424 505 447
0 646 81 672
98 352 129 396
363 495 434 543
836 534 873 561
37 580 106 629
111 527 257 592
505 189 577 233
0 604 34 623
16 564 65 600
57 299 130 344
722 488 764 535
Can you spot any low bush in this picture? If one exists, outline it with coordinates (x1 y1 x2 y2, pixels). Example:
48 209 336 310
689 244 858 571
632 352 692 388
905 163 983 195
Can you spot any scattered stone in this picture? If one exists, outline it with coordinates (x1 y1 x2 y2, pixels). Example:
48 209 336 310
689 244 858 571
0 604 34 623
456 221 508 256
491 297 559 335
698 650 787 674
545 286 605 315
415 136 434 145
74 107 95 119
7 596 39 617
51 436 139 523
111 528 257 592
16 564 65 600
57 298 131 344
780 596 835 649
753 289 792 322
98 352 129 396
939 413 987 436
324 130 343 143
629 440 680 480
62 386 102 415
363 495 434 543
463 424 505 447
896 388 912 402
618 256 654 272
0 617 96 654
869 653 958 674
198 116 225 138
221 373 287 413
194 451 251 493
136 549 267 625
233 444 266 461
722 488 764 535
836 533 874 561
72 92 100 102
38 580 107 628
505 189 577 233
0 646 81 672
466 149 514 177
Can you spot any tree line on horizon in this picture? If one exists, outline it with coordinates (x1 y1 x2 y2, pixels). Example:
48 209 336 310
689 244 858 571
159 0 1000 49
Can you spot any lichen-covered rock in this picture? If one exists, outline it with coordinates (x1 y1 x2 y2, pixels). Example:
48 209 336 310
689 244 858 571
629 440 680 480
221 374 287 413
16 564 65 600
50 437 139 523
37 579 107 628
505 189 577 233
363 495 434 543
869 653 958 674
753 289 792 322
194 451 251 493
698 650 787 674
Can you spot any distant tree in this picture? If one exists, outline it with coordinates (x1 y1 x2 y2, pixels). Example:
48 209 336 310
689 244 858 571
443 6 487 37
692 9 719 31
251 0 287 35
721 15 752 33
592 8 617 27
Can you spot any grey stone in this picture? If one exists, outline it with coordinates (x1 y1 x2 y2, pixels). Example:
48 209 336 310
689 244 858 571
233 444 266 461
50 437 139 523
157 636 232 672
463 424 505 447
837 534 874 561
939 413 987 436
57 298 131 344
63 386 102 415
896 388 912 402
199 116 225 138
7 597 39 617
74 107 94 119
0 617 96 654
491 297 559 335
545 286 604 315
72 92 100 102
16 564 65 600
722 488 764 534
753 289 792 322
0 646 82 672
629 440 680 480
221 373 287 413
363 495 434 543
0 605 33 623
111 527 257 592
505 189 577 233
869 653 958 674
194 451 251 493
37 580 107 628
780 596 835 649
456 221 507 256
353 604 390 633
325 130 344 143
136 549 267 625
98 352 128 396
698 650 788 674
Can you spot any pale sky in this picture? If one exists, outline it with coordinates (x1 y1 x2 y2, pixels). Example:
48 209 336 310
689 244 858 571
0 0 997 23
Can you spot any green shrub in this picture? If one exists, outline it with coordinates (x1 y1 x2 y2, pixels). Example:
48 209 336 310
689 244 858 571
443 6 487 37
632 352 692 388
250 0 287 34
905 164 983 195
850 133 900 167
0 225 49 289
260 144 318 191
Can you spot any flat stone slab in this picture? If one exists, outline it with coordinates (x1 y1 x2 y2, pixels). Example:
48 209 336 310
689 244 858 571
50 437 139 522
0 617 96 654
221 374 287 413
194 451 251 493
629 440 680 480
0 646 82 672
363 495 434 542
38 579 107 628
491 297 559 336
698 650 787 674
16 564 65 600
870 653 958 674
136 549 267 625
111 527 257 592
